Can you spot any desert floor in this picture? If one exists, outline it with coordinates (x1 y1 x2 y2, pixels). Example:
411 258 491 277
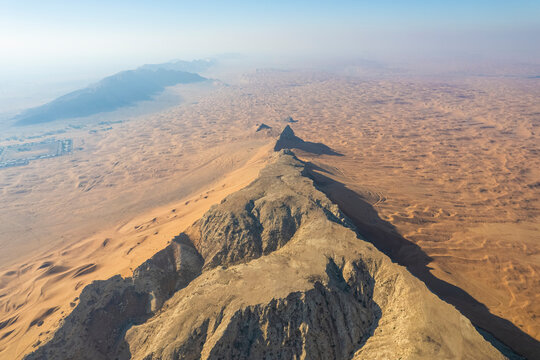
0 70 538 358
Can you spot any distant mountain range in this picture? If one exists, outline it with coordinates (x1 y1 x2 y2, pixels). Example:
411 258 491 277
139 58 215 73
13 60 213 126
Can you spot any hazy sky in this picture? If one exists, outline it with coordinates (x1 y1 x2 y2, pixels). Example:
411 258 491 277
1 0 539 82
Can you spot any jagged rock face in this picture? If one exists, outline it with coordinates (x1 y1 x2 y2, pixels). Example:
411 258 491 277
188 152 344 269
133 233 203 311
26 151 504 360
205 260 377 360
25 235 203 360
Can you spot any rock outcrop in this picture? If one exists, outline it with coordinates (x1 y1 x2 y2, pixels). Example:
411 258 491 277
26 150 504 360
284 116 298 123
274 126 342 156
256 123 272 132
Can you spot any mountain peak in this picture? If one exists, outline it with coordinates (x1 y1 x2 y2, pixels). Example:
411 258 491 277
280 125 296 139
274 125 343 156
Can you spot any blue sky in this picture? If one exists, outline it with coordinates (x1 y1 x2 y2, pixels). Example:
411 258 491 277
0 0 539 80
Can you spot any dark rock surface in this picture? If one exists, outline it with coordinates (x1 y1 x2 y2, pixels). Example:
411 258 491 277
274 125 343 156
256 123 272 131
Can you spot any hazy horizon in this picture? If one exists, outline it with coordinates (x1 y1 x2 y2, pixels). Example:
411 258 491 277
1 0 539 116
2 1 539 73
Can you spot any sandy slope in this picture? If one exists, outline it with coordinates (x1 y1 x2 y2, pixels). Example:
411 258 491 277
0 142 274 359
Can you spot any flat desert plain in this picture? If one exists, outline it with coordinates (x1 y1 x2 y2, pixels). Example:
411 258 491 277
0 70 539 358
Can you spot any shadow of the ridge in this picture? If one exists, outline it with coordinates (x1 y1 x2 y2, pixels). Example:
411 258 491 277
306 164 538 360
275 137 343 156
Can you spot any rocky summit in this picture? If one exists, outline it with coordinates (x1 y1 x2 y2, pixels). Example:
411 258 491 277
26 149 504 360
256 123 272 132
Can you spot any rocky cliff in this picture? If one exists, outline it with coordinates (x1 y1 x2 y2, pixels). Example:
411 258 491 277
26 149 504 360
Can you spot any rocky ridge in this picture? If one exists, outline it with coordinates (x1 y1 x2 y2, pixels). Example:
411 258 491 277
25 137 505 359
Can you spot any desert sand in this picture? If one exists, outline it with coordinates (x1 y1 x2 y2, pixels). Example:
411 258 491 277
0 70 539 358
